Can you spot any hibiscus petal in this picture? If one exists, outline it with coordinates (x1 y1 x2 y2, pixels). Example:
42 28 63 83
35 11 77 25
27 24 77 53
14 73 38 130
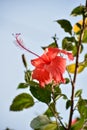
31 57 44 67
45 48 59 60
57 49 74 60
66 52 74 60
32 67 52 87
46 56 66 74
31 48 58 67
53 71 65 84
44 56 66 84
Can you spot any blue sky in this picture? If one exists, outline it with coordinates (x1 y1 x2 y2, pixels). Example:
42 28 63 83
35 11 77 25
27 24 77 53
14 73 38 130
0 0 86 130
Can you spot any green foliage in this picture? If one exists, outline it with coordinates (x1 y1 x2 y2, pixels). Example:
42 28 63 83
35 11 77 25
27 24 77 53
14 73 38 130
17 83 29 89
66 100 71 109
71 118 84 130
78 99 87 119
10 93 34 111
62 36 84 56
56 19 72 35
44 103 55 117
71 5 85 16
30 84 51 104
41 35 58 50
53 85 61 100
42 42 58 50
61 94 68 100
72 44 83 56
25 70 32 83
28 80 39 86
84 53 87 61
82 120 87 130
82 30 87 43
75 89 82 98
75 22 82 33
42 122 57 130
65 78 70 84
62 37 75 51
30 115 51 129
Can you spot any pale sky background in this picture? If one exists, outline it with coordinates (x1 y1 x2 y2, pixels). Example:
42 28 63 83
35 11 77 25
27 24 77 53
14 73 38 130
0 0 87 130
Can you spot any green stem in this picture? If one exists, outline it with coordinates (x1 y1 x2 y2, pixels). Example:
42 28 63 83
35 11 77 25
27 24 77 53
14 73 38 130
51 84 66 130
51 84 59 129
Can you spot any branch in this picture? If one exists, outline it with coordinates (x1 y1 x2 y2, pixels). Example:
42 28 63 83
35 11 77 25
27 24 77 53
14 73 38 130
67 5 86 130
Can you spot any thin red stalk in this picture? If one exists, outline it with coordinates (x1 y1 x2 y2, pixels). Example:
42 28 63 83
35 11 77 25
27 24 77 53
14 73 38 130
14 33 40 58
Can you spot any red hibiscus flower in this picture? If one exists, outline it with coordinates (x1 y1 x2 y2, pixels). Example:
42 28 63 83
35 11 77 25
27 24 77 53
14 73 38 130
14 34 74 87
31 48 74 87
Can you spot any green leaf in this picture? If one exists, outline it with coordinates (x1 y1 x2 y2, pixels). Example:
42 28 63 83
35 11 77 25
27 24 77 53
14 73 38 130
44 103 55 117
62 37 75 51
71 118 84 130
30 85 51 104
75 89 82 97
17 83 29 89
43 122 57 130
41 34 58 50
61 94 68 100
65 78 70 84
25 70 32 83
82 30 87 43
66 100 71 109
76 22 82 31
28 80 39 86
30 115 51 129
84 54 87 61
54 86 61 100
72 45 77 56
56 19 72 35
84 61 87 67
71 5 85 16
41 42 58 50
72 44 83 56
10 93 34 111
59 126 66 130
82 120 87 130
78 99 87 118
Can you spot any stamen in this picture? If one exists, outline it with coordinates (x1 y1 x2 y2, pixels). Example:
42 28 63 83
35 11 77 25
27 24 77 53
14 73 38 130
13 33 40 58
